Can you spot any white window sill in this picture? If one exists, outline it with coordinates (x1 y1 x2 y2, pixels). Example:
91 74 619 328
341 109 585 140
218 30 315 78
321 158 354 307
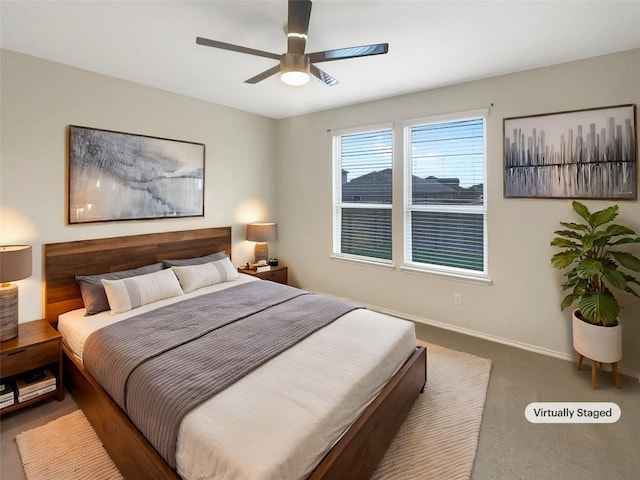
400 265 493 286
329 254 396 270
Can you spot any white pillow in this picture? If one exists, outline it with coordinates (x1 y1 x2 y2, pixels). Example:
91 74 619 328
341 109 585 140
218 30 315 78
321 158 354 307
102 268 183 314
172 256 239 293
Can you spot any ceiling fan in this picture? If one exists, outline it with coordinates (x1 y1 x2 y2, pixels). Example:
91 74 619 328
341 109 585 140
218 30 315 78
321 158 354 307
196 0 388 87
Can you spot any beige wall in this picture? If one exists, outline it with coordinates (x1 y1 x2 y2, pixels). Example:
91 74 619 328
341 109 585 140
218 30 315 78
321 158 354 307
275 49 640 376
0 50 278 323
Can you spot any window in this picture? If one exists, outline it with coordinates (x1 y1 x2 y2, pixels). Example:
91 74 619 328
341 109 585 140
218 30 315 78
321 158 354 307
332 125 393 262
404 110 487 277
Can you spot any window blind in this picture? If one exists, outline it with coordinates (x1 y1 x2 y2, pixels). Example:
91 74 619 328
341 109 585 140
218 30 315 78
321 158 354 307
333 128 393 261
405 116 486 274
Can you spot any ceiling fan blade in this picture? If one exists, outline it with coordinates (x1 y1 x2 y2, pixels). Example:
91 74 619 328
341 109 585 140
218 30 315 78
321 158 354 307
287 0 312 55
310 64 338 86
196 37 281 60
245 65 281 84
308 43 388 63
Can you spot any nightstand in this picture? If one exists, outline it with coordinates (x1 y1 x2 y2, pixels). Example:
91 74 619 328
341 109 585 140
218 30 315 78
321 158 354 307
238 265 288 285
0 319 64 415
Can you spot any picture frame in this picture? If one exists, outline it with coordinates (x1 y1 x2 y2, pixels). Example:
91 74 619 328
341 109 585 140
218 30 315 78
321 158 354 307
68 126 205 224
503 104 636 199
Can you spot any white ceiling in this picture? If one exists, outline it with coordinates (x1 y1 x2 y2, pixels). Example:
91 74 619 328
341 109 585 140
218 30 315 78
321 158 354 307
2 1 639 119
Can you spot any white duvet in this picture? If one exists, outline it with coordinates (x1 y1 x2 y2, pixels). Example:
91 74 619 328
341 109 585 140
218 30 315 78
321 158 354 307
58 275 416 480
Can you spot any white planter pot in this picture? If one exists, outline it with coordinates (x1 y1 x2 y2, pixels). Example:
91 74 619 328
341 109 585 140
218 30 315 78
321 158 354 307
572 310 622 363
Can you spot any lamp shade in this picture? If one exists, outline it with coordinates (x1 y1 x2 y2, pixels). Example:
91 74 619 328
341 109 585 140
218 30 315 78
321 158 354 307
0 245 31 341
0 245 32 283
246 223 278 243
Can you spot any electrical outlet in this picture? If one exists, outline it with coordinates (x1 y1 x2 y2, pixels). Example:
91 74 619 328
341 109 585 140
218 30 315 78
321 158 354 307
454 293 463 305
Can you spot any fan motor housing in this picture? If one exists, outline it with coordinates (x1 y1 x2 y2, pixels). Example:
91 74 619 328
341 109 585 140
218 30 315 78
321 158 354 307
281 53 310 74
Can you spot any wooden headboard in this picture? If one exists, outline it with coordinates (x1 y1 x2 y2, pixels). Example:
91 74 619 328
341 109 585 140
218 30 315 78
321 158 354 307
44 227 232 325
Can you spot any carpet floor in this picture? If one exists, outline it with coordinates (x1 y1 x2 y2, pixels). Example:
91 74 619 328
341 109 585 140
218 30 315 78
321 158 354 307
15 343 491 480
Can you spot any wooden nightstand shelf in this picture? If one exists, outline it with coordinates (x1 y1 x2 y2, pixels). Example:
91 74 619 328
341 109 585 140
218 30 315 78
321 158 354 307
238 265 288 285
0 319 64 415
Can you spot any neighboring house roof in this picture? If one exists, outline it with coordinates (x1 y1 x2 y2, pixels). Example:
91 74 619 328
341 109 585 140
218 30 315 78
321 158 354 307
342 168 393 203
412 176 459 196
342 169 482 204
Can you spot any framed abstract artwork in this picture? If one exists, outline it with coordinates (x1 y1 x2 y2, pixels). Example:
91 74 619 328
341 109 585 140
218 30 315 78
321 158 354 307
503 104 636 199
68 126 205 223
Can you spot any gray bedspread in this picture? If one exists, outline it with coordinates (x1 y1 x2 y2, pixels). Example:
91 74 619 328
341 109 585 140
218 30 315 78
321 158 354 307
83 280 359 469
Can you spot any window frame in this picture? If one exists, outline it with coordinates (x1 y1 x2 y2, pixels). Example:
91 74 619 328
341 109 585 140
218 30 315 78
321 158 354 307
331 123 394 266
402 109 489 280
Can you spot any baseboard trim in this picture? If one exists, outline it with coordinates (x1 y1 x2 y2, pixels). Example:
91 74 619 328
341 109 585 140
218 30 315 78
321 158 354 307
356 301 640 381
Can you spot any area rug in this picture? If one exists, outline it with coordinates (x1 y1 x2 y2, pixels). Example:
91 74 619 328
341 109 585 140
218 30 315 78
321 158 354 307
15 343 491 480
15 409 123 480
373 342 492 479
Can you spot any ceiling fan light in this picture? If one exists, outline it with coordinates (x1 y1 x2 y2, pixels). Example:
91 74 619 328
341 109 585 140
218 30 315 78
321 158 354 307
281 70 310 86
280 53 310 86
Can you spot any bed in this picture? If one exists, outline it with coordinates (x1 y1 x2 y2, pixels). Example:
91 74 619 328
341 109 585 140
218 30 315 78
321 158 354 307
44 227 427 480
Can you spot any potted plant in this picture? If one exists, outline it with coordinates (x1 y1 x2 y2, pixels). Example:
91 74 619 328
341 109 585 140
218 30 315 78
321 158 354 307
551 201 640 376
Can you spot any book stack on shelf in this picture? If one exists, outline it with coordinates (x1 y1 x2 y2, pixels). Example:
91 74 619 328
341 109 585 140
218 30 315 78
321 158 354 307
0 383 15 409
16 369 57 403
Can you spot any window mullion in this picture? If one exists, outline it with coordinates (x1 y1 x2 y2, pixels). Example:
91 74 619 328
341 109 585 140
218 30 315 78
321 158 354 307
408 204 486 214
337 203 392 209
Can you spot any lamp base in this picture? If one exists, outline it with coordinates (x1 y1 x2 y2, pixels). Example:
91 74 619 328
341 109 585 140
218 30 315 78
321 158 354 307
254 243 268 263
0 283 19 342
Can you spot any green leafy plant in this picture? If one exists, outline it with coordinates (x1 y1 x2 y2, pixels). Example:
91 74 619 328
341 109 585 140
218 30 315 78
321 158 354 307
551 201 640 326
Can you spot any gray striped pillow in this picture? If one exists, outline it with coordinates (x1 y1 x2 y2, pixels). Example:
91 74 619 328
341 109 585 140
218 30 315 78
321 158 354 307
75 263 163 315
172 257 239 293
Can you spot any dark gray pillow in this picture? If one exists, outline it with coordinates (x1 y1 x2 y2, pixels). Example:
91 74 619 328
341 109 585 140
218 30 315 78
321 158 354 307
75 263 163 315
161 251 227 268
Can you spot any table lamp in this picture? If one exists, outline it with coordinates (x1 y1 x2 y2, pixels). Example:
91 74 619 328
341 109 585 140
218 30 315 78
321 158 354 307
0 245 32 342
246 223 278 263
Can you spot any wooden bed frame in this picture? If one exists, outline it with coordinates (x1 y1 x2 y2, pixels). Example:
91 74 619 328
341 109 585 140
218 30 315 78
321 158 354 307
44 227 427 480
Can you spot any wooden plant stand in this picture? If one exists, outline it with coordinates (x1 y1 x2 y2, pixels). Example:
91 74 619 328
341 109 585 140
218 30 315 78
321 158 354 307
577 354 620 389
